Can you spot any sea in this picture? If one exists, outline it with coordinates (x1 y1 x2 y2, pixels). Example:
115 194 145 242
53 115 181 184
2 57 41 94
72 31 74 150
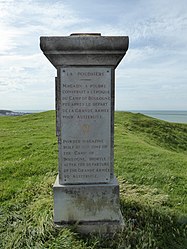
130 110 187 124
15 110 187 124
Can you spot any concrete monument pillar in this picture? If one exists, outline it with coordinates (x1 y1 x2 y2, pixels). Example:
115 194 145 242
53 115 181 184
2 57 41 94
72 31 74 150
40 33 129 233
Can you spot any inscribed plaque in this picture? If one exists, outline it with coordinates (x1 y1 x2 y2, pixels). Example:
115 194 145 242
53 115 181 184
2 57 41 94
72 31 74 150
60 67 111 184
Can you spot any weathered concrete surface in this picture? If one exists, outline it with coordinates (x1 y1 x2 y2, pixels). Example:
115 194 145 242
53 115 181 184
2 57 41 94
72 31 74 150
40 34 129 68
40 33 129 233
54 175 124 233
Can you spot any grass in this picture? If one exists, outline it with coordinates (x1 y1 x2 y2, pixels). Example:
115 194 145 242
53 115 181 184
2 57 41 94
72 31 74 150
0 111 186 248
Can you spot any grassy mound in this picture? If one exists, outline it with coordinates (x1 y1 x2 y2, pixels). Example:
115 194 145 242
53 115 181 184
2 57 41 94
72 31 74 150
0 111 186 248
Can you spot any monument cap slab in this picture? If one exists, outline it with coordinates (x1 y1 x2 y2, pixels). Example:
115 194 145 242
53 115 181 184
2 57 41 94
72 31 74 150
40 34 129 68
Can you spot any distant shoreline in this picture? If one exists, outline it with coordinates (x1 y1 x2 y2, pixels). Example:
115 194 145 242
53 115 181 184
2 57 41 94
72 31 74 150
0 110 46 116
129 110 187 124
1 110 187 123
0 110 31 116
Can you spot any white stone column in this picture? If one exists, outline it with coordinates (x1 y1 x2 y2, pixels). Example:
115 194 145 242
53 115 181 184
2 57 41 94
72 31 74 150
40 33 129 233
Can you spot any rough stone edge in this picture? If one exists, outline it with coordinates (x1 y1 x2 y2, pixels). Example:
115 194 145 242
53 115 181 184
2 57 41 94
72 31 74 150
54 211 124 234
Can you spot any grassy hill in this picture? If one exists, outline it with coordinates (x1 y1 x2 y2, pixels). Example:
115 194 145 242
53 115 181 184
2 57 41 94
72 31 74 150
0 111 186 249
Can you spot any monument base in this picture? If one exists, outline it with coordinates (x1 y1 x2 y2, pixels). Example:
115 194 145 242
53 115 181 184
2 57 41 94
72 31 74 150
55 213 124 234
53 175 124 234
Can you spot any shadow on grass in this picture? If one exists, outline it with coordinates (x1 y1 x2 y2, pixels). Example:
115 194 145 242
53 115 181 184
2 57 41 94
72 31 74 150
80 199 187 249
1 198 187 249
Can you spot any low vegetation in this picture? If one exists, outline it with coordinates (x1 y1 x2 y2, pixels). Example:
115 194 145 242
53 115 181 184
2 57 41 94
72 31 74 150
0 111 186 248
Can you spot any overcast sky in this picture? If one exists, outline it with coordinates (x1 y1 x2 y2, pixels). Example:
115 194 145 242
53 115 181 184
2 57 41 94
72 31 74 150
0 0 187 111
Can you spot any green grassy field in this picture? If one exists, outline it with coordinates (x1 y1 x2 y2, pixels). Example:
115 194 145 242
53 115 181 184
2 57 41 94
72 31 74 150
0 111 186 249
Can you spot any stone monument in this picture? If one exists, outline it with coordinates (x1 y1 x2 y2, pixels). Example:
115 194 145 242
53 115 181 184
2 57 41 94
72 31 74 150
40 33 129 233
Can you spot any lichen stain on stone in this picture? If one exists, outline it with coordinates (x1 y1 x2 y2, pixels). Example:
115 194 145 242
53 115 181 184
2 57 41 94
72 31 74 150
74 195 109 214
66 212 76 221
